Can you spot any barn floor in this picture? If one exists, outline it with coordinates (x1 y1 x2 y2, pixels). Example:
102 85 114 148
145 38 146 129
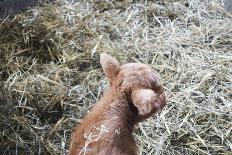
0 0 231 154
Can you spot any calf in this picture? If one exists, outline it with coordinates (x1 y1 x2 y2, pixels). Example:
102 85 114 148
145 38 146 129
69 53 166 155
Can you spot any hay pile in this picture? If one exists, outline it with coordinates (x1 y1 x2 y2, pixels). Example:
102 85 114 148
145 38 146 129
0 0 231 154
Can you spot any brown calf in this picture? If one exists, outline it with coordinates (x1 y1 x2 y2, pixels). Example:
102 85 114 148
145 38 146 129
69 53 166 155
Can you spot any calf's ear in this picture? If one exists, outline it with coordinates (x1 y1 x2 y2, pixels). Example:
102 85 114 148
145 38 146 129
100 53 120 82
131 89 166 119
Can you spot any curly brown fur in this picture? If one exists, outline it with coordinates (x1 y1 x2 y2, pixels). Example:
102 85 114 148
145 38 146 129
69 53 166 155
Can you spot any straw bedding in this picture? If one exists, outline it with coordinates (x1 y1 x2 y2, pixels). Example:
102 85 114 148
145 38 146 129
0 0 231 154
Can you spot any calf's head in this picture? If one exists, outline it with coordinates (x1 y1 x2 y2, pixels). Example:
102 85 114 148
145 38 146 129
100 53 166 120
